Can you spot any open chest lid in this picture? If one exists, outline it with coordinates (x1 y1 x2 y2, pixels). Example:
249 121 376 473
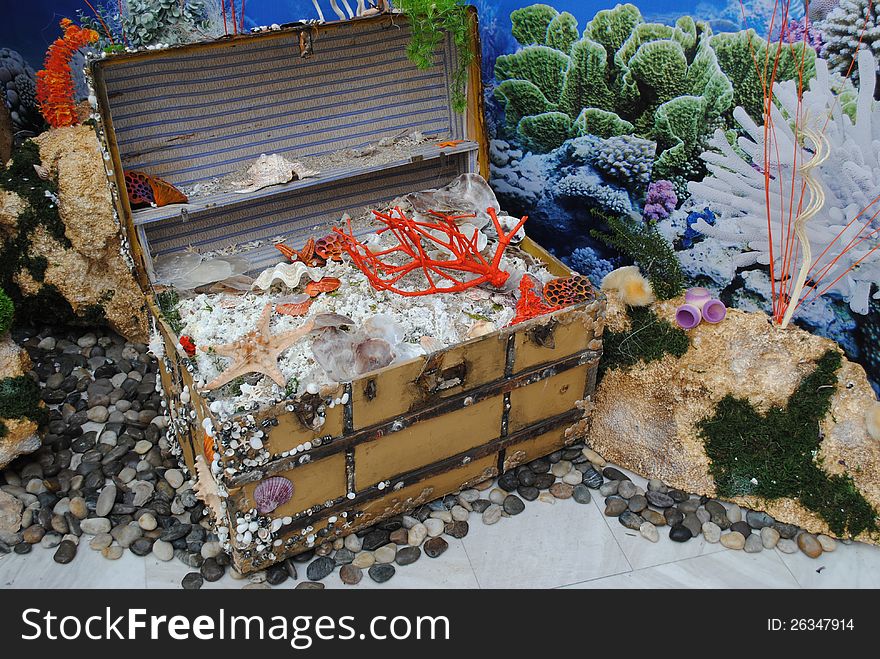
90 10 487 285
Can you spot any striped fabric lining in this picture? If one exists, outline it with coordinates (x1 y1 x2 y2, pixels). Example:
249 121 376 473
142 153 469 277
100 19 464 188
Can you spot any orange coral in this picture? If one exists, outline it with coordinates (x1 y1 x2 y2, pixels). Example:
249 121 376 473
35 19 99 129
510 275 559 325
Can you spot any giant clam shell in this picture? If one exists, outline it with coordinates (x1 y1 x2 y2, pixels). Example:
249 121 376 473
253 476 294 514
252 262 324 291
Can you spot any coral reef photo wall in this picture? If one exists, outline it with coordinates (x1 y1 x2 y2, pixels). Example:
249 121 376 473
2 0 879 395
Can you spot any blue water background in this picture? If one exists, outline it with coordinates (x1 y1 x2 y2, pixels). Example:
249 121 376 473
4 0 774 69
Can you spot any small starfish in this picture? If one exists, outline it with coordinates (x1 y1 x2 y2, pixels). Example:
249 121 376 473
436 140 465 148
200 303 317 390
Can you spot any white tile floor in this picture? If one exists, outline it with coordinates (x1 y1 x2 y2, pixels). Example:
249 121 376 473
2 464 879 589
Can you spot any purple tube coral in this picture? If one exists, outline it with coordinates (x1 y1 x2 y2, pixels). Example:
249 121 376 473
675 304 702 330
643 180 677 222
676 287 727 328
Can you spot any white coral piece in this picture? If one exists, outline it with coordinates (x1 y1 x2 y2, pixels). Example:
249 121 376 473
688 49 880 315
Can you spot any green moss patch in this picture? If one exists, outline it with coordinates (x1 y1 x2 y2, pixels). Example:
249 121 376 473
599 306 689 378
698 350 878 537
0 375 45 426
157 289 184 335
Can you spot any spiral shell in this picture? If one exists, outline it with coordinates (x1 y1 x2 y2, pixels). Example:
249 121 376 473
253 476 294 513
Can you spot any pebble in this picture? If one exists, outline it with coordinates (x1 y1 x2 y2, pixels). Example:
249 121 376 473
40 533 63 549
646 478 666 492
550 460 572 478
22 526 45 544
87 406 109 423
618 511 643 531
102 545 123 560
639 522 659 543
407 523 428 546
89 533 113 550
333 548 355 566
581 447 605 466
200 558 224 582
695 509 710 524
702 521 721 543
599 481 619 497
368 564 395 583
645 491 674 508
451 505 469 521
423 537 448 558
678 499 700 513
488 488 507 505
482 504 502 525
502 494 525 515
581 466 603 489
669 525 692 542
153 539 174 561
720 531 746 550
340 564 363 585
444 521 468 539
130 538 153 556
352 551 375 569
744 534 763 553
138 513 158 531
373 544 397 564
726 504 742 523
395 546 421 566
640 509 665 526
549 482 573 499
295 582 325 590
201 541 222 559
562 471 582 485
283 559 298 580
344 533 363 552
604 499 627 517
730 521 752 537
388 528 408 545
682 512 702 538
817 535 836 552
746 510 775 529
777 538 799 554
181 573 203 590
68 497 88 520
572 484 592 504
458 489 480 503
307 556 336 580
53 539 77 564
773 522 799 539
760 526 780 549
797 532 823 558
423 518 444 537
266 565 288 586
165 469 184 489
617 481 637 499
628 494 647 513
95 485 115 518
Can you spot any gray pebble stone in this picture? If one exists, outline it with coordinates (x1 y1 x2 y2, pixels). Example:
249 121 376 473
599 481 619 497
395 546 421 566
368 564 395 583
181 573 203 590
482 504 502 525
744 533 764 553
640 522 659 543
726 504 743 523
617 481 637 499
80 517 111 535
153 539 174 561
502 494 525 515
618 511 643 531
95 484 116 517
340 564 362 585
89 533 113 551
423 537 448 558
572 484 591 504
702 521 722 543
777 538 799 554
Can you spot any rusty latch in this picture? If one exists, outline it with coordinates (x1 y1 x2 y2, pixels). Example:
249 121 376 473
299 29 314 58
417 355 469 395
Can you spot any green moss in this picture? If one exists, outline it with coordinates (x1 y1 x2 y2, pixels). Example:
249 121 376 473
0 375 45 425
0 142 71 298
0 288 13 334
0 420 7 438
156 289 184 335
698 350 878 537
590 212 686 300
599 306 689 378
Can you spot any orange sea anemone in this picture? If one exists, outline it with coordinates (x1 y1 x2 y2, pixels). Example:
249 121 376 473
35 19 99 129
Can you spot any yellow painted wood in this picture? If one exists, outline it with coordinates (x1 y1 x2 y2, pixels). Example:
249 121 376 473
513 311 594 372
508 364 590 433
255 386 346 455
354 396 503 488
351 356 428 430
238 451 347 519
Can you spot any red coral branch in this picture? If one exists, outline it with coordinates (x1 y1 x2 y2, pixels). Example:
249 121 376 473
35 19 99 129
333 207 527 297
510 275 560 325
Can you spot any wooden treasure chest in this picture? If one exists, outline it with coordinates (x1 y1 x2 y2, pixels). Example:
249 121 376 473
89 9 605 573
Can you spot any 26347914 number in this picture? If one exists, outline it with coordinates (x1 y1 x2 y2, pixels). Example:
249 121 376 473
768 619 854 631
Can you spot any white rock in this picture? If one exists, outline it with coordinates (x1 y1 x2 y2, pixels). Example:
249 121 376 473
423 518 444 537
152 539 174 561
407 523 428 546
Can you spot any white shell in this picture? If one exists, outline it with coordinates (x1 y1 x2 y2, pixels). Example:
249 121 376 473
234 153 319 193
252 262 324 291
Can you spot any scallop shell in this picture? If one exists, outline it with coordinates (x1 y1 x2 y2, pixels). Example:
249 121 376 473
305 277 342 297
276 294 313 317
254 476 294 514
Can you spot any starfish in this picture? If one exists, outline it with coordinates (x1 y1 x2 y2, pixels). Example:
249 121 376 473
200 303 317 390
436 140 465 148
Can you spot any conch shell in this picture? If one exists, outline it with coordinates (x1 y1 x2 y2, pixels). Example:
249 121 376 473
234 153 319 194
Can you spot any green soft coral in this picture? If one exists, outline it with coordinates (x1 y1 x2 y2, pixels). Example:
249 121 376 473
493 3 732 185
711 29 816 122
517 111 574 152
510 4 559 46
